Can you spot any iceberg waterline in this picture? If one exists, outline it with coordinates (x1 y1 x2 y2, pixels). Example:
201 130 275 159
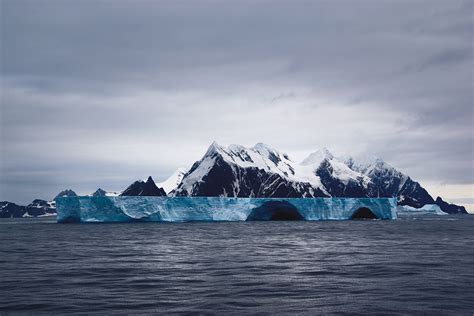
56 196 397 223
396 204 447 215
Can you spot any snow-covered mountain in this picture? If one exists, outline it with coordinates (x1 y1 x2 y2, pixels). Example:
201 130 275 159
1 189 78 218
174 142 327 198
172 142 464 213
0 142 467 217
0 201 27 218
174 142 378 199
157 168 187 194
344 156 435 207
24 199 56 217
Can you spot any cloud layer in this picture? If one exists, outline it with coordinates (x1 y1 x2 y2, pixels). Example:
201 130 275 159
1 0 473 203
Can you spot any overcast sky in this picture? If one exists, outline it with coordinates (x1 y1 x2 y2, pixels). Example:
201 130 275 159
1 0 473 205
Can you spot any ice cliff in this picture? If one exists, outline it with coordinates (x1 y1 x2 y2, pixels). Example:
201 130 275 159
56 196 397 223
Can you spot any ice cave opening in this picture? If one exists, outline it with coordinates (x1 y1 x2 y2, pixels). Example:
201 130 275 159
351 207 378 220
246 201 305 221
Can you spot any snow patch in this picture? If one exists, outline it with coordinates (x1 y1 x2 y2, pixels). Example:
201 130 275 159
157 168 188 194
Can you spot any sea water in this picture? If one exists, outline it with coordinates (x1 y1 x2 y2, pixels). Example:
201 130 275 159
0 215 473 314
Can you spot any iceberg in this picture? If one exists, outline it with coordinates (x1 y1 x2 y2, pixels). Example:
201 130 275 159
56 196 397 223
396 204 447 216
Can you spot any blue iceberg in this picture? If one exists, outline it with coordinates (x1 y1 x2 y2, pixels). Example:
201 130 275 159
56 196 397 223
396 204 447 216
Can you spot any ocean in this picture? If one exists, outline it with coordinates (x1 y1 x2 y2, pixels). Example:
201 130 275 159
1 215 473 314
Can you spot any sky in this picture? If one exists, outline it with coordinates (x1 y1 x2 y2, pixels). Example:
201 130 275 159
1 0 473 208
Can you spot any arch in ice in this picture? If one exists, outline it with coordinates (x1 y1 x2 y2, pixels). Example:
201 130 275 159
247 201 305 221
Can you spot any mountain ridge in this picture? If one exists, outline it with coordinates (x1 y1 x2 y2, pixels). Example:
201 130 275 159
0 142 468 217
171 142 465 214
120 176 166 196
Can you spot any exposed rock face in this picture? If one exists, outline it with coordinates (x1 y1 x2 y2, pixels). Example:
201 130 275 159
121 176 166 196
344 157 434 208
1 189 80 218
90 188 120 197
435 197 468 214
174 143 327 198
92 188 107 197
0 199 56 218
315 159 372 198
25 199 56 216
0 201 26 218
172 142 444 210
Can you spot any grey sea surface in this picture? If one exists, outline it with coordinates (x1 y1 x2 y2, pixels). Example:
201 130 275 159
1 215 473 314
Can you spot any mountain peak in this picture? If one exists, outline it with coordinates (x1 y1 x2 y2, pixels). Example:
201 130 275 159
301 147 334 166
92 188 107 197
252 142 274 152
171 141 447 212
121 176 166 197
228 144 246 152
54 189 77 201
146 176 155 184
341 153 391 174
205 141 223 156
252 143 282 161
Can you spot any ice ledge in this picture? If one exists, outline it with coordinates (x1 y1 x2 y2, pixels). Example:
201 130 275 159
56 197 397 223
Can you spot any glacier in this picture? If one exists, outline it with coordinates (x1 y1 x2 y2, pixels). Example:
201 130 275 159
56 196 397 223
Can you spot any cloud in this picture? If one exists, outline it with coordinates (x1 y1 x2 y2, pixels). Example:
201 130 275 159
1 0 473 203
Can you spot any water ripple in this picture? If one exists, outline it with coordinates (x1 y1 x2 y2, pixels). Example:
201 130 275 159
0 216 473 314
